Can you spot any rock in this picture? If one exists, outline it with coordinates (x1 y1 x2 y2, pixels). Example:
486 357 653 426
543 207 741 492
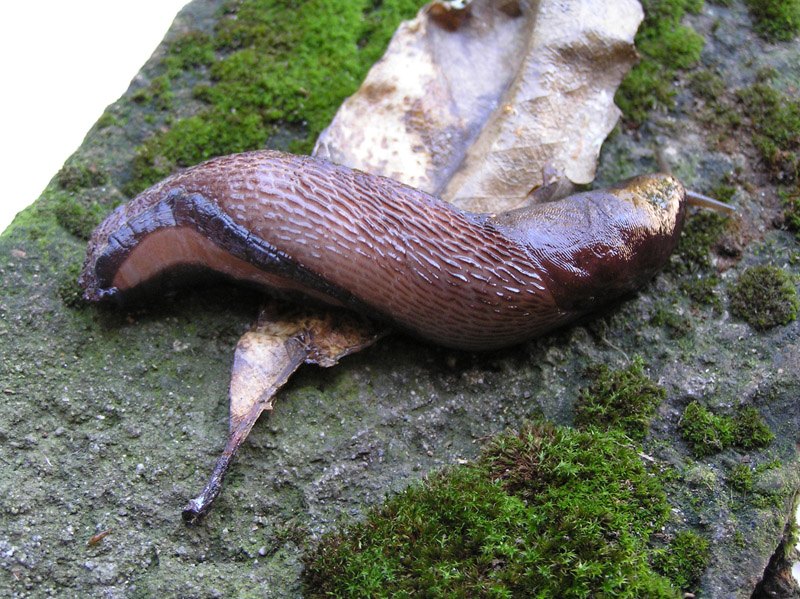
0 0 798 597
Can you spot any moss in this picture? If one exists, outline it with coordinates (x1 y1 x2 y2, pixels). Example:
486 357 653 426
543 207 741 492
678 212 729 270
744 0 800 41
671 210 730 273
692 77 742 129
616 0 705 124
732 530 747 548
56 163 108 193
680 401 733 457
56 261 86 309
124 0 426 196
729 265 799 330
131 75 173 111
52 193 107 240
131 88 149 105
788 498 800 548
783 191 800 238
95 111 119 129
729 463 754 493
49 157 117 239
750 488 789 509
148 75 173 111
164 30 216 74
303 423 685 598
652 531 711 591
686 68 748 137
711 184 736 205
680 274 722 307
756 457 782 473
574 357 666 439
650 306 692 337
680 402 774 457
732 406 776 450
737 73 800 183
688 70 726 102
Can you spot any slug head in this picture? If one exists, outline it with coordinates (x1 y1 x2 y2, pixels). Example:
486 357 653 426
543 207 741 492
490 173 687 314
606 173 687 239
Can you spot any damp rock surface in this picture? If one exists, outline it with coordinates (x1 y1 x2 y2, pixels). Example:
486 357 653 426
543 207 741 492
1 1 799 597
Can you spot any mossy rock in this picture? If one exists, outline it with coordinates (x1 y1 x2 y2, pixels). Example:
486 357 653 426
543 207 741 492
729 265 799 331
574 357 665 438
2 1 800 598
304 423 695 597
679 401 775 458
744 0 800 42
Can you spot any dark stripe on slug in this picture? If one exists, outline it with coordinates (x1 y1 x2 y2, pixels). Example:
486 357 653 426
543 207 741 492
89 189 370 311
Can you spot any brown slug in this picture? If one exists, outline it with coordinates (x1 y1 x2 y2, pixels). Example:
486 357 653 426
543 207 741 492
80 150 690 350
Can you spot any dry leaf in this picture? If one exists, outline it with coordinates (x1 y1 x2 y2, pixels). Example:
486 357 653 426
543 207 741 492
315 0 643 212
229 302 385 431
183 302 385 523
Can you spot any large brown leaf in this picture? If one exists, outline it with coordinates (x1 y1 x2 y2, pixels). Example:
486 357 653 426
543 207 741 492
315 0 643 212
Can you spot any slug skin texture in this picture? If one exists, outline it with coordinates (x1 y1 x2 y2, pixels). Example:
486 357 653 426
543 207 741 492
81 151 685 350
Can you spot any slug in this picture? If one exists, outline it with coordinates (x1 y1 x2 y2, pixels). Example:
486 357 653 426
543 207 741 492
81 150 690 351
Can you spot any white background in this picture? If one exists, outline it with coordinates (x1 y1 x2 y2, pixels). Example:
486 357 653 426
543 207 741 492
2 0 799 585
0 1 188 233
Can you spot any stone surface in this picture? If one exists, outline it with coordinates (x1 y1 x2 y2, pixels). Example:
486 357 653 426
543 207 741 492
0 1 798 598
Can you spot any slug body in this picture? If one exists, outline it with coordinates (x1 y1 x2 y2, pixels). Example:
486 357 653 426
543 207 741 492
81 151 686 350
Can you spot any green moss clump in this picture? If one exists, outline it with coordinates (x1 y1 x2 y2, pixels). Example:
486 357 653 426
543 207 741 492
729 463 754 493
732 406 776 449
756 457 782 473
729 265 799 330
659 208 729 318
680 402 774 457
95 111 119 129
688 70 726 101
652 531 711 591
575 357 666 438
737 74 800 183
125 0 426 196
131 75 173 111
687 67 745 130
164 30 216 74
53 194 107 240
56 261 85 309
650 306 692 337
744 0 800 41
711 184 736 205
56 163 108 193
680 274 722 307
304 423 686 598
616 0 705 124
50 161 118 239
680 401 733 457
672 211 730 273
783 192 800 238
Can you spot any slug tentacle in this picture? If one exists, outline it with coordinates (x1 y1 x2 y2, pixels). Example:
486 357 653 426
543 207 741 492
685 189 735 214
81 150 686 350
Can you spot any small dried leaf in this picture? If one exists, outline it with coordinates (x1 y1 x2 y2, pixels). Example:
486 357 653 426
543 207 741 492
184 302 385 523
229 302 385 431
